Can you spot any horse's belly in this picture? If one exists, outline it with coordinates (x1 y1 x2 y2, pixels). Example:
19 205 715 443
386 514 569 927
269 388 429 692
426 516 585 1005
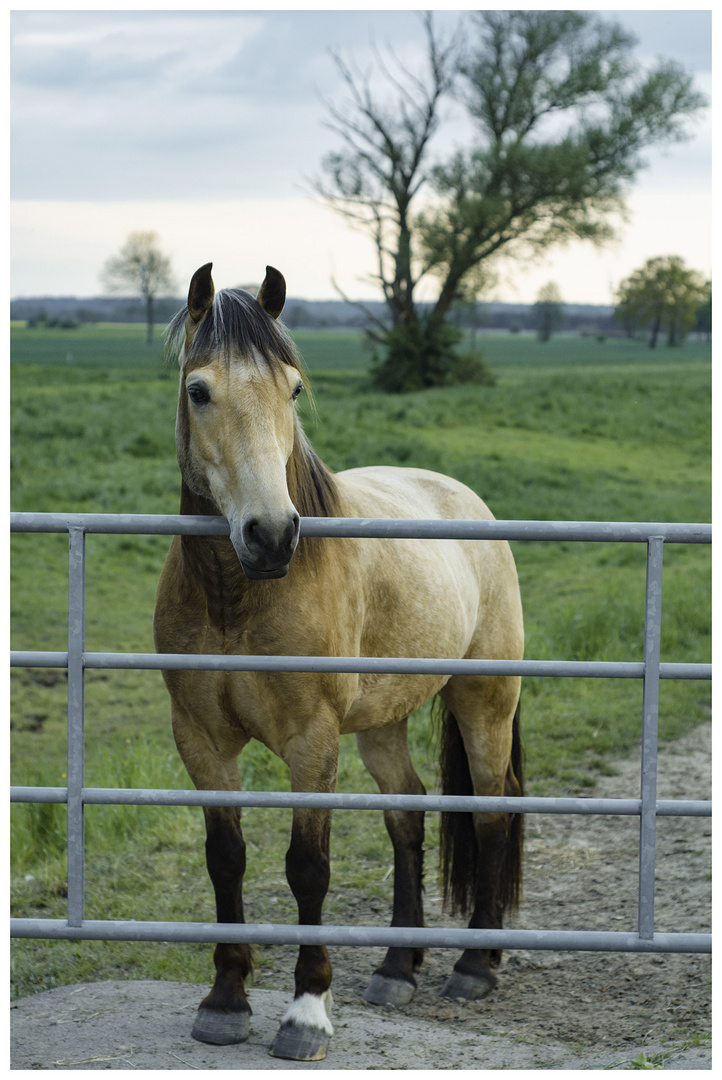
338 542 483 734
340 673 449 734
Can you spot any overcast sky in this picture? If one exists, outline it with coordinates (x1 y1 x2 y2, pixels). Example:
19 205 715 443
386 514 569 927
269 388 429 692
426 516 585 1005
10 5 713 305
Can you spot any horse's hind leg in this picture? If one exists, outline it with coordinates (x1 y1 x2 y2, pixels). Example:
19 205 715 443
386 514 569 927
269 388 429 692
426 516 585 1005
438 676 523 1001
356 720 426 1006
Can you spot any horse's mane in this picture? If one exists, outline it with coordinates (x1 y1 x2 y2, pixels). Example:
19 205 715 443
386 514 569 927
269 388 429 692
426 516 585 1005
166 288 340 523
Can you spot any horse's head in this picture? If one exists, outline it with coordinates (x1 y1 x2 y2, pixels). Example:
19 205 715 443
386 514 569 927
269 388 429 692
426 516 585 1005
170 263 303 580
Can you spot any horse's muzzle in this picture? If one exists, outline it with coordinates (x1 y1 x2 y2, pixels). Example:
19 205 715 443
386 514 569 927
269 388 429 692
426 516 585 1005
231 512 300 580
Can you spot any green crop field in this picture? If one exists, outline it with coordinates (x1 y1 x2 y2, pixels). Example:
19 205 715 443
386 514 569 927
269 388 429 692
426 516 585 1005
10 322 711 999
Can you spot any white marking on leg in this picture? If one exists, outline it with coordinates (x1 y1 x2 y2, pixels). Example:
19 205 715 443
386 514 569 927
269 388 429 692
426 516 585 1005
281 990 334 1035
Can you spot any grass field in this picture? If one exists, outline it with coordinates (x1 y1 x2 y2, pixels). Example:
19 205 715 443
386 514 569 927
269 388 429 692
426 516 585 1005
10 321 711 999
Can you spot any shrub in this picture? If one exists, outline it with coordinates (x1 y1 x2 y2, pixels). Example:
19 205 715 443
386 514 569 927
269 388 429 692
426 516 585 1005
370 316 495 392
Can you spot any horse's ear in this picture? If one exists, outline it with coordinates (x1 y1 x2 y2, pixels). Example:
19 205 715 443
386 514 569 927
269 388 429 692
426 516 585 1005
187 263 215 324
257 266 286 320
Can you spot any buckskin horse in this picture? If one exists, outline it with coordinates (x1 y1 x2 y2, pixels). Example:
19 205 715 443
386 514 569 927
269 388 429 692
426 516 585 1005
154 263 524 1061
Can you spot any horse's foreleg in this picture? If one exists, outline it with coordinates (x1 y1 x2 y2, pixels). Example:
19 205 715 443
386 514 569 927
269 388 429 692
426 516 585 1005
356 721 426 1006
171 710 252 1045
269 742 337 1062
191 804 254 1044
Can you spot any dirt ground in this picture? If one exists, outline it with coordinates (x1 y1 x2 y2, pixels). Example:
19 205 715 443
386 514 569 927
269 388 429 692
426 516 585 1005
10 724 711 1070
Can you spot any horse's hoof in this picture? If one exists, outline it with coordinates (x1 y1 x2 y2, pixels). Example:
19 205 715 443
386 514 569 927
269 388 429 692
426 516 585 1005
363 973 416 1006
191 1006 251 1045
269 1023 330 1061
439 969 497 1001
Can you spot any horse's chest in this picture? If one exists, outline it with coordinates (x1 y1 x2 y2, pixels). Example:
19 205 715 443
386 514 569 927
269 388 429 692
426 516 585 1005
167 664 294 752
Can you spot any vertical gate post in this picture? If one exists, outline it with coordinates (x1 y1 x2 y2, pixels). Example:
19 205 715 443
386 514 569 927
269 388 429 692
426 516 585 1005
638 536 665 939
67 525 86 927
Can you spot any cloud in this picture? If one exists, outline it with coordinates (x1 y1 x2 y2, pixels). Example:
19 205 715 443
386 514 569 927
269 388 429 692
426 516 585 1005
598 9 712 74
11 12 266 90
10 10 464 201
11 11 311 196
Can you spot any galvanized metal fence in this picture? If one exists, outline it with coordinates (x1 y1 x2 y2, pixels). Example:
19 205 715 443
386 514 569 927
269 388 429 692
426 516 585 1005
10 512 712 956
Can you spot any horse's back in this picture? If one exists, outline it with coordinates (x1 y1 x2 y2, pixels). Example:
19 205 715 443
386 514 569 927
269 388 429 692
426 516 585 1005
336 465 494 522
336 465 520 637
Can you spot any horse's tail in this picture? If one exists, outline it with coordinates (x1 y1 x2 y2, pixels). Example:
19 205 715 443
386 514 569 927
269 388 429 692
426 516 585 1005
438 698 524 919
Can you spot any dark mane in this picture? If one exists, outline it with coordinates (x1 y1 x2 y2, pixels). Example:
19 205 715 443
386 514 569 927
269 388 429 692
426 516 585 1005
288 423 341 524
166 288 340 524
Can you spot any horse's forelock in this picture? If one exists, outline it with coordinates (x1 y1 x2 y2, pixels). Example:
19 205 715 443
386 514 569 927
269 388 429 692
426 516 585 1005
165 288 301 375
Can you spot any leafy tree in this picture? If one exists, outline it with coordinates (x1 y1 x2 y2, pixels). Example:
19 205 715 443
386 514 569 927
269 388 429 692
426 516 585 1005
317 11 706 391
534 282 565 342
615 256 709 348
101 232 176 344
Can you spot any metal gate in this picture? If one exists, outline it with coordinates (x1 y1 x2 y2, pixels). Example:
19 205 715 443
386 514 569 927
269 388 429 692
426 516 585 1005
10 512 712 956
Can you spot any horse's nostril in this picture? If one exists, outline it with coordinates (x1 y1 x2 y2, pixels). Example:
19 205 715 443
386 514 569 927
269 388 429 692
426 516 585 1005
242 519 260 551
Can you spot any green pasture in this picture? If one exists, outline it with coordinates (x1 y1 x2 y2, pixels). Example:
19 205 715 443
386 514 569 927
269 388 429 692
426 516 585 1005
10 322 711 999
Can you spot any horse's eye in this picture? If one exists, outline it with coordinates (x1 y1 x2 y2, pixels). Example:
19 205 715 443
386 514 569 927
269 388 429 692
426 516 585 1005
292 382 303 402
187 382 210 405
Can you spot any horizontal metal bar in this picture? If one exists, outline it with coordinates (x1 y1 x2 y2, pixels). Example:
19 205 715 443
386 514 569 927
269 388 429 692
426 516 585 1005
660 663 712 680
11 651 68 668
9 650 712 681
12 787 70 804
10 786 711 818
302 518 712 544
10 918 710 953
10 512 229 537
9 512 712 544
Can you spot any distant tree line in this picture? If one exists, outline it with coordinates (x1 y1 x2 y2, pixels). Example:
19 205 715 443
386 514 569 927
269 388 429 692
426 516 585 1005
13 294 629 336
13 296 182 328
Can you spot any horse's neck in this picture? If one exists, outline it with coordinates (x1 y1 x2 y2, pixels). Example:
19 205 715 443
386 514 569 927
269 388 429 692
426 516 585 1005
178 484 262 623
179 483 220 522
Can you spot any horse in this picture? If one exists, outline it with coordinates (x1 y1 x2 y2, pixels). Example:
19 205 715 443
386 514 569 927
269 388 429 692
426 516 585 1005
154 262 525 1062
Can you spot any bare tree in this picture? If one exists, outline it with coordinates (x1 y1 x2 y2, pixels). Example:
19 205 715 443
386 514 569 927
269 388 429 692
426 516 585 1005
315 13 460 336
101 231 176 344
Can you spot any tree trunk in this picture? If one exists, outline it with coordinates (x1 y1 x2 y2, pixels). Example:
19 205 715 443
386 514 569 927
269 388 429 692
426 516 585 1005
146 294 154 345
667 319 679 347
648 316 661 349
389 207 417 327
429 270 465 331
